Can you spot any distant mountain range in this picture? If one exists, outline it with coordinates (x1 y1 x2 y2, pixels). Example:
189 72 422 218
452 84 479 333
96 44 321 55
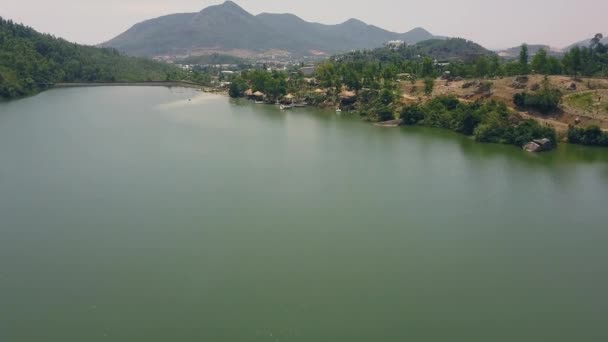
567 35 608 50
497 45 565 59
497 34 607 58
102 1 441 58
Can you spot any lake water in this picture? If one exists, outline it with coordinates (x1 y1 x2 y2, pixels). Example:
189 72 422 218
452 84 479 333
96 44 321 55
1 87 607 342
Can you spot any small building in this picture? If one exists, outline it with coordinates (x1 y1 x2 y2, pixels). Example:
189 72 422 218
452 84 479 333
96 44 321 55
434 60 451 67
253 91 266 100
339 90 357 105
385 40 406 49
397 73 412 81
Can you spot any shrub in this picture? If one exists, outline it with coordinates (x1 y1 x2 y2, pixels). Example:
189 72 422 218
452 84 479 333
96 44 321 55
400 105 425 125
424 78 435 95
568 125 608 146
513 82 562 114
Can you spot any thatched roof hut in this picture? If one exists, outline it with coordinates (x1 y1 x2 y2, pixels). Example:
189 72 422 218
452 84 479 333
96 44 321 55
284 94 295 100
253 91 265 97
339 90 357 99
244 89 253 96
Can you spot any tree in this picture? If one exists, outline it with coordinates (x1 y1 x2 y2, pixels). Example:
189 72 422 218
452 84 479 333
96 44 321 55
591 33 604 48
519 44 529 75
424 78 435 95
228 78 247 98
474 56 489 77
421 57 434 77
531 48 548 74
400 105 425 125
563 46 582 76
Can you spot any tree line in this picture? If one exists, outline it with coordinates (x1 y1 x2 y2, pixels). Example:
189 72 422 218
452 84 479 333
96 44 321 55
0 17 189 100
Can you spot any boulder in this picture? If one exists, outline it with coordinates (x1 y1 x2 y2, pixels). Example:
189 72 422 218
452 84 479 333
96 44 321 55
515 76 529 83
534 138 553 150
462 81 477 89
523 142 542 152
567 83 577 91
511 82 527 89
523 138 554 152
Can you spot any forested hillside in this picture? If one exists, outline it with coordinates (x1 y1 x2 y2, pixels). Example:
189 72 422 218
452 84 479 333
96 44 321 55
0 17 184 100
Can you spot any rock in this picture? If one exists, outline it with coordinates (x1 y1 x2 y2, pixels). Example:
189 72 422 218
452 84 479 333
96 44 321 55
534 138 553 150
524 138 554 152
523 142 543 152
511 82 527 89
575 117 581 124
515 76 529 83
462 81 477 89
567 83 577 91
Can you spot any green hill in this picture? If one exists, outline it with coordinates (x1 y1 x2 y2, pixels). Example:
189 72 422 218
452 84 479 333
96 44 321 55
339 38 495 63
0 17 184 100
413 38 495 61
102 1 439 57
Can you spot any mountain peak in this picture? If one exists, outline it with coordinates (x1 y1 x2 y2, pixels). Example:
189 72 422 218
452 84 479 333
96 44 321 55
103 2 441 57
201 1 250 15
408 27 431 34
342 18 367 26
220 1 242 9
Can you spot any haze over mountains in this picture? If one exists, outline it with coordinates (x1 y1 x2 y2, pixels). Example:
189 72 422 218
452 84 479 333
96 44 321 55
496 34 607 59
102 1 440 58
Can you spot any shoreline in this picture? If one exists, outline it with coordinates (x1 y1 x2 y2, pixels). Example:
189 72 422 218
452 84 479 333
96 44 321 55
52 81 225 94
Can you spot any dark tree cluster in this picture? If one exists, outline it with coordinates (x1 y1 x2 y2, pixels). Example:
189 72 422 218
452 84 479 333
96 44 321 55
0 17 186 100
400 96 556 147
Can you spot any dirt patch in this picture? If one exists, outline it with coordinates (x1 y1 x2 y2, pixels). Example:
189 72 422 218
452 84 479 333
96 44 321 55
400 75 608 130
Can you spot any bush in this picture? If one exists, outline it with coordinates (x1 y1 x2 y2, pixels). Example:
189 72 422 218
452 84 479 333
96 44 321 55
399 96 557 148
513 82 562 114
376 105 395 122
400 105 425 125
228 78 247 98
568 125 608 146
424 78 435 95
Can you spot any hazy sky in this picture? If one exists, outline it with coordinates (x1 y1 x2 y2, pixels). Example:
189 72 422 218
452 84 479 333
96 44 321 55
2 0 606 49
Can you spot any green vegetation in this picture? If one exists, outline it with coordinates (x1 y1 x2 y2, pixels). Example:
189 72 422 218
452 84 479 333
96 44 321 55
568 125 608 146
400 96 557 147
424 78 435 95
562 34 608 76
326 36 607 81
519 44 529 75
564 92 595 111
229 69 289 101
513 80 563 113
219 33 607 149
0 17 187 100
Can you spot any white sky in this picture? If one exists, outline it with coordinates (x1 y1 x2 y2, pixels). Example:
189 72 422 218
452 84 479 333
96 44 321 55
1 0 606 49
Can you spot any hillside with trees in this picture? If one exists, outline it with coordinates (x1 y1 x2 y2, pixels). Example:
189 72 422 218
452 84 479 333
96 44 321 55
228 34 608 147
0 17 186 100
